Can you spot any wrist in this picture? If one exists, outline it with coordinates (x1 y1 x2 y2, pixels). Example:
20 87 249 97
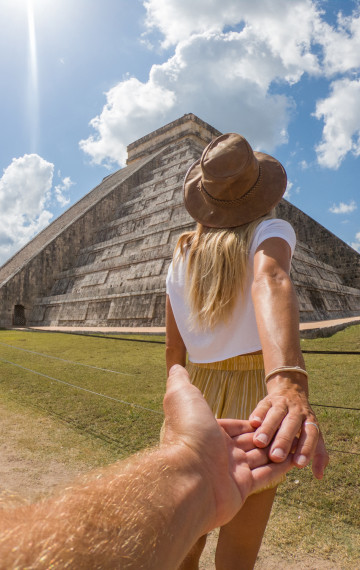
160 444 216 534
266 371 309 397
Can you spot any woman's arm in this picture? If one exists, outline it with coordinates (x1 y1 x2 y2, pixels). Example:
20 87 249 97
165 295 187 374
250 237 329 479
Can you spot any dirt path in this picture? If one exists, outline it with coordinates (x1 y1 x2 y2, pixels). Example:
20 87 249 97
200 530 342 569
0 403 88 506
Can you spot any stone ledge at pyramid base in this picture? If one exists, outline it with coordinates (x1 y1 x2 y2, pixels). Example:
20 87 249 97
12 315 360 341
1 114 360 329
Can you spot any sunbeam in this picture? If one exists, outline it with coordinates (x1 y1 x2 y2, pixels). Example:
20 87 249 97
27 0 39 152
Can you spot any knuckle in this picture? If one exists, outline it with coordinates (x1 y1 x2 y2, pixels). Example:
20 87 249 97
274 433 293 447
286 415 302 429
272 401 288 414
255 397 271 409
299 442 316 456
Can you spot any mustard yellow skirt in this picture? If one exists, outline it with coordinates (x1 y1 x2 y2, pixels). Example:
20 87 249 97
186 353 266 420
186 353 285 492
160 354 284 493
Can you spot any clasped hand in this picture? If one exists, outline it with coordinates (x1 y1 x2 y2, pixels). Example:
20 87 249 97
163 365 294 532
250 381 329 479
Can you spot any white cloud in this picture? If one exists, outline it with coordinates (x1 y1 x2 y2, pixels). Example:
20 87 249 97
329 200 357 214
143 0 324 85
284 180 301 200
318 11 360 76
79 0 360 172
0 154 54 266
80 28 299 168
144 0 250 47
314 78 360 168
144 0 360 81
351 231 360 252
79 77 176 167
144 0 322 77
283 180 293 199
54 175 74 207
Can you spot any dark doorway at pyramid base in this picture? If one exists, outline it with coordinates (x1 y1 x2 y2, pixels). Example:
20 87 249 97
13 305 26 326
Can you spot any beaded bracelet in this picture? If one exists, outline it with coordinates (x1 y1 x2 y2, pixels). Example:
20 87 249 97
265 366 309 383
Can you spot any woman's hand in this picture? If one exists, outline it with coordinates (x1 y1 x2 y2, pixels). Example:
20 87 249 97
249 377 329 479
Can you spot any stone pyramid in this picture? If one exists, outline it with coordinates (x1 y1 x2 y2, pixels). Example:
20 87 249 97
1 114 359 328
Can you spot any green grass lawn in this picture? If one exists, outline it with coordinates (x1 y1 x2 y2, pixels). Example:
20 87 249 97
0 325 359 566
0 330 167 457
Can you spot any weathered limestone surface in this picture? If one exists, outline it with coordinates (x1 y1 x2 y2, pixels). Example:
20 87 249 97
0 152 166 326
0 113 359 328
277 200 360 289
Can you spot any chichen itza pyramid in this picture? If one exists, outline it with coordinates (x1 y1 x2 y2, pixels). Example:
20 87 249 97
1 114 359 328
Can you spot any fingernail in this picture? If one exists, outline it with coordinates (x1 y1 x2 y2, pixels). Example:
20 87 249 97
251 416 262 423
255 433 268 445
296 454 307 466
272 448 286 459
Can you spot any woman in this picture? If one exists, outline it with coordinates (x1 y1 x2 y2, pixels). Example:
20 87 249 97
165 133 329 569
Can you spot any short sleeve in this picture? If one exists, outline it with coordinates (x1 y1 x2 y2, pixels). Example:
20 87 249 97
250 219 297 258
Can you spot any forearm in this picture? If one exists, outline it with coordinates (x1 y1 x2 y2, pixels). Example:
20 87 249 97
166 345 186 374
166 295 187 374
0 447 210 570
250 240 328 475
252 273 308 394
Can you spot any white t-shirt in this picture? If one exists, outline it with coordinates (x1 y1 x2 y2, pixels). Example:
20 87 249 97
166 219 296 363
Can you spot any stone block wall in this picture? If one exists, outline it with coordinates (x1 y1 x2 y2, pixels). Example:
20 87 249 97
290 242 360 321
28 138 201 327
0 152 165 327
277 200 360 289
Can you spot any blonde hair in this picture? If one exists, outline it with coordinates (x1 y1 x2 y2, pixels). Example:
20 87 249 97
174 211 275 330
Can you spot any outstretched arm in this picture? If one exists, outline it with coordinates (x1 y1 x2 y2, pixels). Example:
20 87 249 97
250 237 329 479
0 366 293 570
165 294 186 374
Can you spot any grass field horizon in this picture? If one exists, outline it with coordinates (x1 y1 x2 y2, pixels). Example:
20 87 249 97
0 325 359 567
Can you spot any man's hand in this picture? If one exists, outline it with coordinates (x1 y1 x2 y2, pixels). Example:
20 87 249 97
162 365 294 531
0 364 295 570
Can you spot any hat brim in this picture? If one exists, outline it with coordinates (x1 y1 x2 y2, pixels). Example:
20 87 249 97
183 151 287 228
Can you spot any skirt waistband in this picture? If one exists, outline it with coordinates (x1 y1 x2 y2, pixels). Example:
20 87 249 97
189 353 264 371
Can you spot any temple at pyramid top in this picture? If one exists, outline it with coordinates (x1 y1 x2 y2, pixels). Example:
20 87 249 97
126 113 221 164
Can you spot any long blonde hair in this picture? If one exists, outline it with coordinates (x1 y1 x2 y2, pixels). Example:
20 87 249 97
174 211 275 330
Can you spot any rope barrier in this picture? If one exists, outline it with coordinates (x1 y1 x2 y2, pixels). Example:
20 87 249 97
20 327 360 355
25 328 166 345
303 350 360 355
1 342 359 412
326 449 360 456
14 328 360 352
1 357 359 456
310 403 360 411
0 358 164 416
2 357 359 456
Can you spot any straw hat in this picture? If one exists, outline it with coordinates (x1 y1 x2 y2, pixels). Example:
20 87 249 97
183 133 287 228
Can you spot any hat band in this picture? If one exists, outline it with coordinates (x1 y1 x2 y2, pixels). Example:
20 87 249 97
200 166 262 205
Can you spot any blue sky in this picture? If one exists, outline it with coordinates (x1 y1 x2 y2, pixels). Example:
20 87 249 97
0 0 359 266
